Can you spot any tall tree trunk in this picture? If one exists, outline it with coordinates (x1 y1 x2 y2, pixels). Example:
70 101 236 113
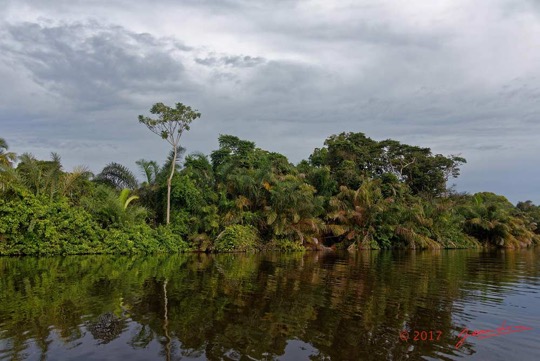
166 146 177 224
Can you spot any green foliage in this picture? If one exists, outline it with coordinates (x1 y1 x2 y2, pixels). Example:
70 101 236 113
211 134 256 170
0 164 22 196
312 132 465 197
0 193 187 255
420 198 479 248
171 174 206 213
297 161 337 198
136 159 161 185
101 224 188 254
326 179 480 250
81 185 147 228
0 194 104 255
213 225 260 252
262 175 324 244
516 200 540 235
139 101 201 224
155 225 190 252
138 102 201 139
266 238 305 252
0 131 537 255
95 162 139 190
169 172 220 245
15 152 93 202
118 188 139 209
459 193 540 248
327 179 387 248
0 137 17 167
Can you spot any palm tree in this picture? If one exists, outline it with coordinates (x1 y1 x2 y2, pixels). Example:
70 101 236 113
392 202 440 249
59 166 94 201
14 152 89 201
95 162 139 190
263 174 324 245
17 153 52 196
0 138 17 167
45 152 63 200
81 186 146 228
0 164 21 194
136 159 161 186
118 188 140 209
326 179 386 249
461 193 540 247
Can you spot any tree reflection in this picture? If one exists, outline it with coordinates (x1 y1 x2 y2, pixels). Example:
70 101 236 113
0 250 538 360
86 312 126 344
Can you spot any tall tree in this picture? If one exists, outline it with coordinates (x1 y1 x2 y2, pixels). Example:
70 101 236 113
139 102 201 224
312 132 466 197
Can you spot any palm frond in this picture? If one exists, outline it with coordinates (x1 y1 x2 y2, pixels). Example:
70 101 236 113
96 162 139 190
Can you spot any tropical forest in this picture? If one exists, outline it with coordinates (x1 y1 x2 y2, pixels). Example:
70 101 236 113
1 103 539 256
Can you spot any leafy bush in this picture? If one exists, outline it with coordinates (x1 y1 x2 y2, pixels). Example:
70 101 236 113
102 224 155 253
81 185 147 228
0 194 189 255
155 225 190 252
266 238 305 252
213 225 260 252
100 224 189 254
0 194 104 255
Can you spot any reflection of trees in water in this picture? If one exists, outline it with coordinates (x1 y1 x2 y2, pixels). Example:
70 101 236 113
128 324 154 349
86 312 126 344
162 279 171 361
0 250 538 360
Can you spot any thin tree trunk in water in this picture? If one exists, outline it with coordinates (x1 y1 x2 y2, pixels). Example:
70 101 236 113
163 279 171 361
166 146 177 224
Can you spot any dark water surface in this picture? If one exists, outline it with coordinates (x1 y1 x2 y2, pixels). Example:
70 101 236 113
1 249 539 361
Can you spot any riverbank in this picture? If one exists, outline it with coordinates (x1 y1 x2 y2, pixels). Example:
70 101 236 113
1 188 539 256
0 204 537 256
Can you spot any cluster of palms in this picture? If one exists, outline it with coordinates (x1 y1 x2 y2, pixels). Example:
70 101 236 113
1 145 141 226
1 132 539 253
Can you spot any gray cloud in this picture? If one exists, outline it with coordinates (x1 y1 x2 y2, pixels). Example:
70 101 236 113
1 0 540 203
1 21 191 111
195 55 265 68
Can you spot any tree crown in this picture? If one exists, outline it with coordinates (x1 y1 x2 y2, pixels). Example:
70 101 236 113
138 102 201 146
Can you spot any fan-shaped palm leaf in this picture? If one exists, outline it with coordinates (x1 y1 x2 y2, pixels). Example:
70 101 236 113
96 162 139 190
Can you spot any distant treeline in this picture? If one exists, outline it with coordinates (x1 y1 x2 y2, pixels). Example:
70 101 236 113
0 132 539 255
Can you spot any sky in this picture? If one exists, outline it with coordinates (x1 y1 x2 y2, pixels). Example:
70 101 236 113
1 0 539 203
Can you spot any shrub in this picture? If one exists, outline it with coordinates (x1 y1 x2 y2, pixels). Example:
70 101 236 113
266 238 305 252
102 224 190 254
0 194 189 255
155 225 189 252
0 194 104 255
213 225 260 252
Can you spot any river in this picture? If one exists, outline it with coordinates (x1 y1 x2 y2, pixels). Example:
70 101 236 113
1 249 539 360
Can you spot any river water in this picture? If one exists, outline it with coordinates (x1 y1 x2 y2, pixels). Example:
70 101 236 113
0 249 539 360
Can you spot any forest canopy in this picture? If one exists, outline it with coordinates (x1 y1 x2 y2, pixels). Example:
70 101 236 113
0 130 538 255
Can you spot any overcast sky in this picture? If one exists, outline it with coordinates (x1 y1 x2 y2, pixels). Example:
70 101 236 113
1 0 539 203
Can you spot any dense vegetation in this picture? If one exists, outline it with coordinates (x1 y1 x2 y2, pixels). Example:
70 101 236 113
1 125 539 255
